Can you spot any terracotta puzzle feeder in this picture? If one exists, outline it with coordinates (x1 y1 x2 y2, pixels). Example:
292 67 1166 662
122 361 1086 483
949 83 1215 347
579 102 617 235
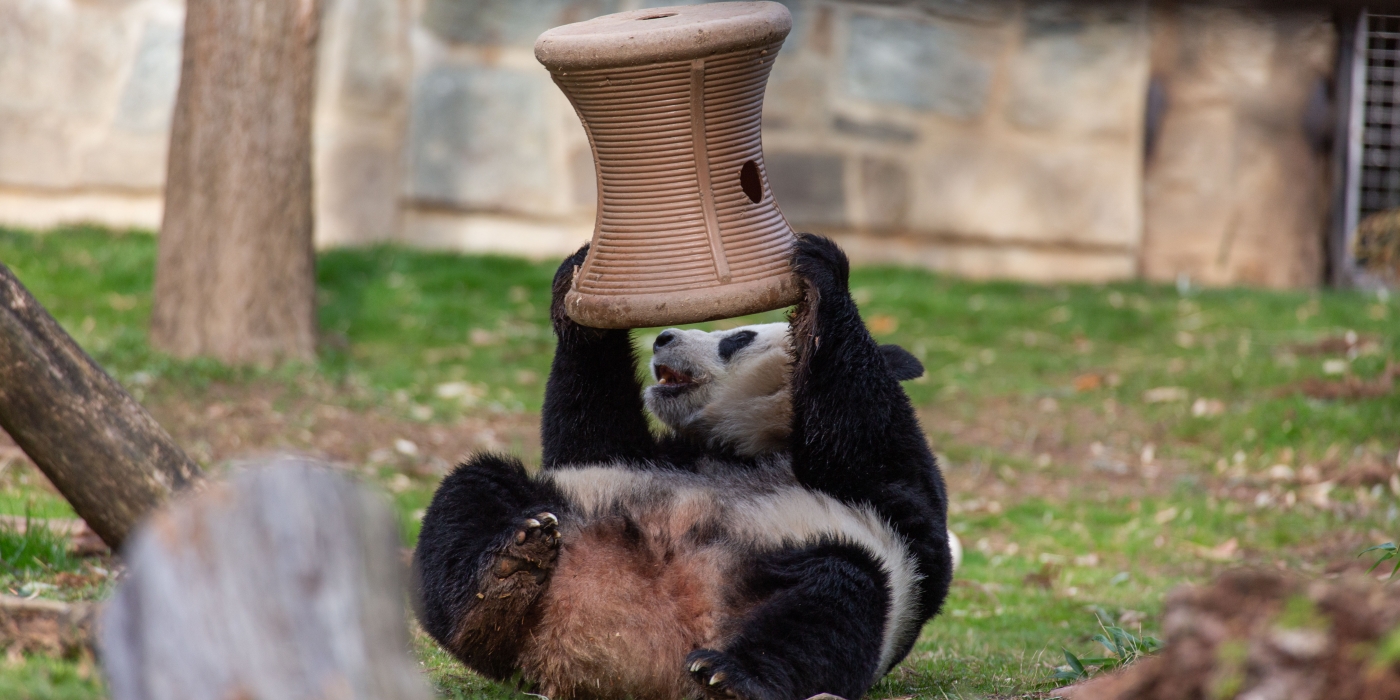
536 1 802 329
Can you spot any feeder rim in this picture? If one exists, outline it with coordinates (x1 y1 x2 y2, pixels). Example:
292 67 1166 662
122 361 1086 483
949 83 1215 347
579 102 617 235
534 1 792 72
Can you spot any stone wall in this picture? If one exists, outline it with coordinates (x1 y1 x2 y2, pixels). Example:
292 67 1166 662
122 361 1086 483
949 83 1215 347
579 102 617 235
399 0 1152 281
762 0 1150 281
0 0 1336 286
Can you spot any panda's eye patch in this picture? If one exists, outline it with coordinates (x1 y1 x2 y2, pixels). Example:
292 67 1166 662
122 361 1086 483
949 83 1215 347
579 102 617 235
718 330 758 362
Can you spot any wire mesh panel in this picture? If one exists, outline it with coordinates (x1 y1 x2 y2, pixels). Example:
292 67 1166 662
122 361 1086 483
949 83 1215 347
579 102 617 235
1360 13 1400 218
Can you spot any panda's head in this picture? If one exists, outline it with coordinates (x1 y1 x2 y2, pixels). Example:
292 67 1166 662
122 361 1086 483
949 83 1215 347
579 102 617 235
644 323 793 457
643 322 925 457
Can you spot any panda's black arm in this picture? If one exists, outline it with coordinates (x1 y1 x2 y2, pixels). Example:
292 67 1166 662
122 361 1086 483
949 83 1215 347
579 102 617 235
540 245 657 469
786 235 937 497
787 234 954 630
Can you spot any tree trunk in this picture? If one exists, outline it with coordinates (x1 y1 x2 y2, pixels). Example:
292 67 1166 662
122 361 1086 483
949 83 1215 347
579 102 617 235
100 459 431 700
0 264 202 551
151 0 321 364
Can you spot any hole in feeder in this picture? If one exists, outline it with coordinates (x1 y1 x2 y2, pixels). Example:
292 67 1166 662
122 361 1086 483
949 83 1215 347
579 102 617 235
637 12 676 20
739 160 763 204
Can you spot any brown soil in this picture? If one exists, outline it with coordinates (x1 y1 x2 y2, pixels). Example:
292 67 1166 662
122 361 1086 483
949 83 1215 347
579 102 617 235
1059 569 1400 700
921 395 1190 508
1290 363 1396 401
144 381 539 477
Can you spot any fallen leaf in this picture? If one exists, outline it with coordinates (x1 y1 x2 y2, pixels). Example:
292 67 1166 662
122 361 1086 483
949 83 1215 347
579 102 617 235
1073 373 1102 392
1023 563 1059 590
1194 538 1239 561
1191 397 1225 417
1143 386 1189 403
868 315 899 335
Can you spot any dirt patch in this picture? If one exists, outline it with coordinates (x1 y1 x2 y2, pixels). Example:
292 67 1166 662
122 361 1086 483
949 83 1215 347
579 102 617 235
1288 334 1385 357
0 595 94 657
921 396 1186 507
141 381 541 476
1289 363 1395 401
1059 569 1400 700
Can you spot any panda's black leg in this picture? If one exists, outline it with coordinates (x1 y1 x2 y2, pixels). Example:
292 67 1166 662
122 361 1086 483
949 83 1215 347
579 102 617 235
541 244 657 469
413 455 566 680
686 543 889 700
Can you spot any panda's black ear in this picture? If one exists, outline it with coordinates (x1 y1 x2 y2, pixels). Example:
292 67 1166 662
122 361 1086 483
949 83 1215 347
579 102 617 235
879 344 924 381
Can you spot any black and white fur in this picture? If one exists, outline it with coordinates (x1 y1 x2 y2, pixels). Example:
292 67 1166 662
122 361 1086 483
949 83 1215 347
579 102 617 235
414 235 953 700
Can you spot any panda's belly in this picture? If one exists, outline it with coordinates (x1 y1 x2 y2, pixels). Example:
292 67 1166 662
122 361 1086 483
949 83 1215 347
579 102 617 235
519 465 919 699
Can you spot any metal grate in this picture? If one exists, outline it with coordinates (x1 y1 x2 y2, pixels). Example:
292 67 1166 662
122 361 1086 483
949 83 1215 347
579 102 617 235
1359 13 1400 218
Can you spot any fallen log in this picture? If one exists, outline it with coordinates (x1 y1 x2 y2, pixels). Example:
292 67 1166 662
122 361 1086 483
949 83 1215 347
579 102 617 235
100 458 431 700
0 263 201 550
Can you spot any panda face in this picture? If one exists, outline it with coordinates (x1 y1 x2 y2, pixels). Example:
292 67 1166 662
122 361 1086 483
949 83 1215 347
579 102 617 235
645 323 792 456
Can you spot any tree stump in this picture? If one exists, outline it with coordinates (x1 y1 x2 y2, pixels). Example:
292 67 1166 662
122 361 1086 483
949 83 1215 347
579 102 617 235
100 459 430 700
0 263 201 551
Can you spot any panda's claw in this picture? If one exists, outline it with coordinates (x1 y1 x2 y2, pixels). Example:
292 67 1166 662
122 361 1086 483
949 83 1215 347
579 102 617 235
524 518 542 529
686 649 748 700
538 512 559 527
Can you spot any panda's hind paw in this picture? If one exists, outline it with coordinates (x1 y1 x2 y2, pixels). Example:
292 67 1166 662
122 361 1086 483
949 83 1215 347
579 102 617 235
686 649 759 700
494 512 561 581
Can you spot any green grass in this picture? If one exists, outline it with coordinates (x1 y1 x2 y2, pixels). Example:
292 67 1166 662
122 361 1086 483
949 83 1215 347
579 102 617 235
0 655 102 700
1 225 1397 698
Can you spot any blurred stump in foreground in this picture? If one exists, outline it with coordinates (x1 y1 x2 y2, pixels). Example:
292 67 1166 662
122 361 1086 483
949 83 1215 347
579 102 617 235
0 263 201 550
100 459 430 700
1060 569 1400 700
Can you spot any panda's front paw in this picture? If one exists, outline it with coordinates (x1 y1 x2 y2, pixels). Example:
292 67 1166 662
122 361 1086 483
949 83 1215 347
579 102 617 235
550 245 592 331
791 233 850 296
686 649 764 700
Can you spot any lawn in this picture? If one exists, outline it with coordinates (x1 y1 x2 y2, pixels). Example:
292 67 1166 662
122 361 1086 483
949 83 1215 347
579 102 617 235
0 224 1396 699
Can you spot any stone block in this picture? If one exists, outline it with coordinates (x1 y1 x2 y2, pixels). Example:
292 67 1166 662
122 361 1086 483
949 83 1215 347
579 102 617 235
1005 1 1148 136
569 146 596 210
909 138 1140 248
335 0 411 118
862 0 1014 25
317 131 404 246
114 18 182 134
843 12 1001 118
833 232 1137 283
832 115 918 144
422 0 618 46
858 158 909 230
0 0 145 188
405 64 554 213
765 152 845 227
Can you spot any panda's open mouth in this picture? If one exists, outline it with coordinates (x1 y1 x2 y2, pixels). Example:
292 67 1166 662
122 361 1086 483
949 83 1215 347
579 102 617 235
652 364 698 395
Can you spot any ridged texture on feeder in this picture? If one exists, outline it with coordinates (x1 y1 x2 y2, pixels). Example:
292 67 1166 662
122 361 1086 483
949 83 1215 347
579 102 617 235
536 2 802 329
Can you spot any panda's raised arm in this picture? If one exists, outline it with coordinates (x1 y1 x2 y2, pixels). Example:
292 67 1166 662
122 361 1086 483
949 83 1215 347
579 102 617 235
787 235 935 496
540 245 657 469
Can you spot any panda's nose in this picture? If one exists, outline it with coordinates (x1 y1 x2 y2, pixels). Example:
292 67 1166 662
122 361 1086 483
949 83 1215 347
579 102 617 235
653 330 678 350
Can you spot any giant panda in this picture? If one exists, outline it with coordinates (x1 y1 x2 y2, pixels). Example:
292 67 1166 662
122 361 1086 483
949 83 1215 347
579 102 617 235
414 235 953 700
